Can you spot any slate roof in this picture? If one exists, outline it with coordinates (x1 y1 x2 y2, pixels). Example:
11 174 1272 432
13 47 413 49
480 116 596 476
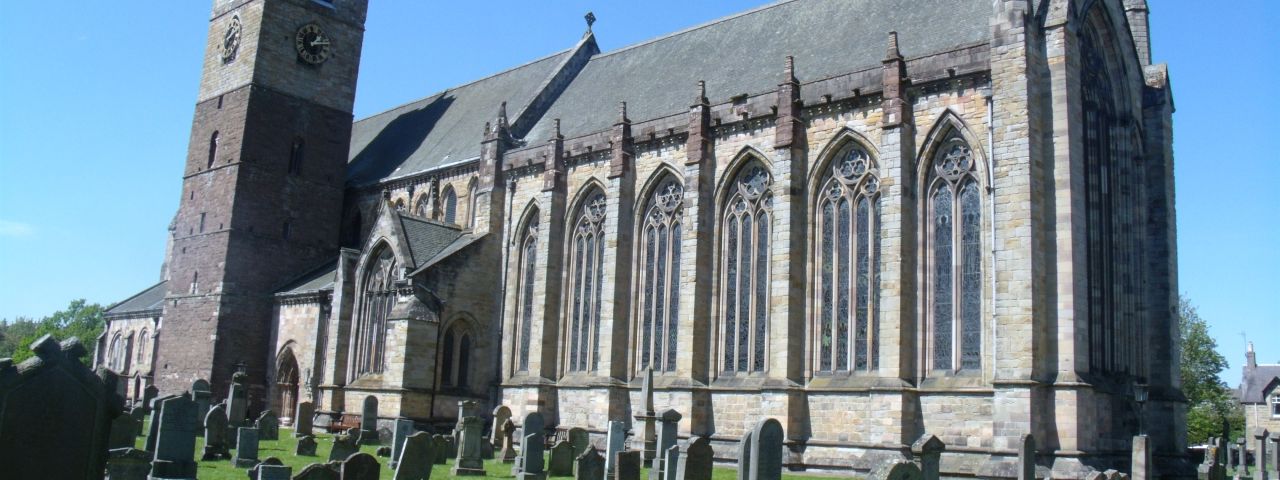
397 214 466 269
346 49 574 186
1240 365 1280 403
105 281 168 317
523 0 991 144
276 260 338 295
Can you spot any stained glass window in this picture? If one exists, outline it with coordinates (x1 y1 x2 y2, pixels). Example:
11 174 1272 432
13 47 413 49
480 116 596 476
928 135 982 372
516 213 539 373
721 165 771 374
442 187 457 225
353 246 397 377
814 144 880 373
638 179 683 373
567 193 607 372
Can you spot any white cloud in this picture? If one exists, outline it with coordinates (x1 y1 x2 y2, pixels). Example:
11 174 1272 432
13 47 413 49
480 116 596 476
0 220 35 237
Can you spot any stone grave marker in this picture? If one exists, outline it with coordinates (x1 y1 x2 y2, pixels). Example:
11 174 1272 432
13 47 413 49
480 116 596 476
248 457 284 479
492 405 512 448
258 464 293 480
227 372 249 433
869 460 923 480
1258 429 1271 480
1132 435 1151 480
663 445 681 480
360 395 379 444
549 440 575 476
106 447 152 480
1272 437 1280 475
453 415 488 476
191 378 211 434
912 434 945 480
297 435 318 456
747 418 783 480
1199 444 1224 480
674 436 713 480
142 385 158 413
233 426 261 467
482 435 495 459
110 412 142 449
343 452 381 480
257 410 280 440
394 431 434 480
446 435 458 459
390 418 416 468
569 427 590 458
1240 438 1251 476
296 401 316 437
151 393 199 480
203 402 230 460
146 394 177 452
635 368 657 466
649 409 682 480
432 434 450 465
329 434 359 462
517 412 546 475
577 446 605 480
617 450 642 480
456 400 479 445
500 419 519 463
736 429 753 480
295 462 341 480
1019 434 1036 480
605 420 627 476
519 432 547 480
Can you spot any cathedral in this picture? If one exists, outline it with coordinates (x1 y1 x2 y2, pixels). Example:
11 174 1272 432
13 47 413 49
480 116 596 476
95 0 1188 476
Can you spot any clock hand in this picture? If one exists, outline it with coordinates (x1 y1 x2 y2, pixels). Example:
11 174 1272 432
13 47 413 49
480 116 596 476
310 38 330 47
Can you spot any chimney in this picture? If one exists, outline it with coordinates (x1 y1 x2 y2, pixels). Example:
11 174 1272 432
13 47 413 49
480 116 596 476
1247 341 1257 371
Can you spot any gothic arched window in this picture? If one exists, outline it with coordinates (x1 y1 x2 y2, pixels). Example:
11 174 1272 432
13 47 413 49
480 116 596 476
439 323 473 388
107 334 121 371
352 246 397 377
136 329 148 365
566 191 607 373
637 178 683 373
514 212 539 373
441 187 458 225
467 179 479 228
721 164 771 374
393 200 406 213
414 196 430 218
815 144 881 373
926 134 982 373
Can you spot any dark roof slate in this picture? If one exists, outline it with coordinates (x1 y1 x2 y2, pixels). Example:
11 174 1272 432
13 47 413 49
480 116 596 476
524 0 990 144
105 281 168 317
276 260 338 295
346 49 574 186
397 214 465 269
1240 365 1280 403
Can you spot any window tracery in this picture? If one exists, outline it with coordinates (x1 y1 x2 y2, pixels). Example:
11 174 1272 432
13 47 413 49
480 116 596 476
815 144 880 373
927 134 982 372
721 165 771 374
566 192 607 373
441 187 458 225
352 246 396 377
515 212 539 373
638 179 683 373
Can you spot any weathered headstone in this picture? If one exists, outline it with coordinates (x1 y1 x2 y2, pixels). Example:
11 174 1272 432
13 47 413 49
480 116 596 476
616 450 642 480
635 368 657 466
549 440 575 476
446 435 459 459
453 415 488 476
142 385 159 414
1019 434 1036 480
432 434 450 465
146 394 178 452
342 452 381 480
227 372 249 432
869 460 924 480
390 418 416 468
360 395 379 444
736 430 753 480
110 412 143 449
674 436 713 480
248 457 283 479
605 421 627 476
482 435 495 459
257 410 280 441
1258 429 1271 480
394 431 434 480
747 418 783 480
329 434 359 462
577 447 605 480
649 409 683 480
107 447 152 480
663 445 681 480
233 427 261 467
297 435 318 456
257 464 293 480
1240 438 1251 476
151 393 199 480
131 406 147 426
203 403 230 459
500 419 519 463
294 462 341 480
520 433 547 480
456 400 479 445
492 405 513 448
296 401 316 437
1132 435 1151 480
569 427 590 458
1199 443 1225 480
912 434 945 480
191 379 211 435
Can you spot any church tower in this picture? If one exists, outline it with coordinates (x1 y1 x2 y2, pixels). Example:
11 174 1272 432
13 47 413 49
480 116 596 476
155 0 367 404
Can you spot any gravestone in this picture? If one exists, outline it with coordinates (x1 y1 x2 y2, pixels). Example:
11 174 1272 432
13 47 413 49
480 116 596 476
295 462 341 480
1199 444 1224 480
227 372 249 434
482 435 495 459
151 393 199 480
257 464 292 480
663 445 681 480
342 452 381 480
1132 435 1151 480
248 457 283 479
191 379 211 435
233 427 261 467
257 410 280 441
446 435 458 459
1019 434 1036 480
549 440 576 476
736 430 753 480
107 447 152 480
203 403 230 460
649 409 683 480
912 434 945 480
577 447 605 480
1272 437 1280 474
674 436 713 480
869 460 924 480
456 400 479 446
569 427 591 458
1258 429 1271 480
1240 438 1251 476
296 401 316 437
432 434 450 465
297 435 318 456
391 418 416 469
453 416 488 476
329 434 359 462
110 413 143 449
519 433 548 480
500 419 519 463
606 421 627 477
132 406 146 425
748 418 783 480
146 394 178 452
635 368 657 466
492 405 513 448
360 395 379 444
616 450 642 480
142 385 159 414
394 431 434 480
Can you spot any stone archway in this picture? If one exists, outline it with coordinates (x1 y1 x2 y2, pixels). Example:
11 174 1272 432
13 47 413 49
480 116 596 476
275 348 300 426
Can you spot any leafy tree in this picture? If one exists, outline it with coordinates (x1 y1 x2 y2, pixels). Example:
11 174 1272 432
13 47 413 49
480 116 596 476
3 299 105 365
0 317 39 359
1179 295 1245 444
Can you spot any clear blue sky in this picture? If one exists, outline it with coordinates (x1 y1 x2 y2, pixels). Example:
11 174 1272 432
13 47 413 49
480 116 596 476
0 1 1275 384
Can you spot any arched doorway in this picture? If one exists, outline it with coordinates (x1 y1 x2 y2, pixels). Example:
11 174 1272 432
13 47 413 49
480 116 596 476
275 348 300 426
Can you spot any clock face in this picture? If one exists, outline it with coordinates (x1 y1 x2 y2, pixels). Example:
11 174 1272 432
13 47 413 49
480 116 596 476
222 15 242 64
294 23 331 65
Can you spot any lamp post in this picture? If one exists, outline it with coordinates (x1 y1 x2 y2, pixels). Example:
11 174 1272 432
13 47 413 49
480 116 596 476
1134 382 1149 436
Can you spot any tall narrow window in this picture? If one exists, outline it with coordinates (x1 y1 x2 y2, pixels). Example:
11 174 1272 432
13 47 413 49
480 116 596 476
108 334 122 371
136 329 148 364
441 187 458 225
190 271 199 294
566 192 607 373
515 213 539 373
637 178 683 373
288 138 304 175
441 328 455 386
207 131 219 169
352 247 397 377
927 135 982 372
467 179 479 228
721 165 771 374
415 196 430 218
814 144 880 374
393 200 406 212
438 325 472 388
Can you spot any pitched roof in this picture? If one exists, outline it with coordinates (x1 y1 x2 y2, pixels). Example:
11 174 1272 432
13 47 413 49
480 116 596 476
105 281 168 317
346 49 575 186
397 214 466 269
523 0 991 144
276 260 338 295
1240 365 1280 403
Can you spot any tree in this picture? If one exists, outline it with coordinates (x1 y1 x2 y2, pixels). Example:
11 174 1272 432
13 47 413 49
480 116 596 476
2 299 106 365
1179 295 1244 444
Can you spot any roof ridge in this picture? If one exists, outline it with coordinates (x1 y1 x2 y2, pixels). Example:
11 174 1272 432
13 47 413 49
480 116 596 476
588 0 802 61
398 211 464 232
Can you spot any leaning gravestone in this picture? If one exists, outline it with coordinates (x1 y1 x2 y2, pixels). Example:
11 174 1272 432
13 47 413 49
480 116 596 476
569 427 591 458
360 395 380 444
454 416 488 476
191 379 211 435
605 421 627 477
203 403 230 460
233 427 261 467
257 410 280 441
227 372 249 428
456 400 479 446
549 440 575 476
110 412 143 449
912 434 945 480
674 436 713 480
297 435 318 456
343 452 381 480
329 434 359 462
492 405 513 448
577 447 605 480
107 447 152 480
500 419 519 463
296 401 316 437
295 462 341 480
869 460 924 480
151 393 199 480
617 450 642 480
649 409 683 480
390 418 416 469
394 431 434 480
663 445 681 480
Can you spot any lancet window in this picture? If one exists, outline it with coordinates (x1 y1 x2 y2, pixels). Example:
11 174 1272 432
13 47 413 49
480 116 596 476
514 212 539 373
721 165 771 374
566 192 607 373
927 134 982 372
637 178 683 373
352 246 396 377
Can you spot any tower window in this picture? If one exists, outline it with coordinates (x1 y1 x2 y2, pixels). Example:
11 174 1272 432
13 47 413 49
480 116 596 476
207 131 219 169
199 213 207 233
190 271 199 294
282 220 292 240
288 138 304 175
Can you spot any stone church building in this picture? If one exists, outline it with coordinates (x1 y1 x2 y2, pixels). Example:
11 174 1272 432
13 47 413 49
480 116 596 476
96 0 1187 476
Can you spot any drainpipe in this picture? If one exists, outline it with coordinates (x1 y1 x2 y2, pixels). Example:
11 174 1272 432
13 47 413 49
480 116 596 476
983 86 997 383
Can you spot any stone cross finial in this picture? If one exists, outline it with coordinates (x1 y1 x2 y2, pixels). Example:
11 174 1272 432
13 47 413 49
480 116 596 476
696 80 708 106
886 31 903 60
784 56 796 83
619 102 629 123
585 12 596 32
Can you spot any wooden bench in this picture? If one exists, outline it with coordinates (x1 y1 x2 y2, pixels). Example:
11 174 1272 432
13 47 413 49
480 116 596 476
326 413 362 433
